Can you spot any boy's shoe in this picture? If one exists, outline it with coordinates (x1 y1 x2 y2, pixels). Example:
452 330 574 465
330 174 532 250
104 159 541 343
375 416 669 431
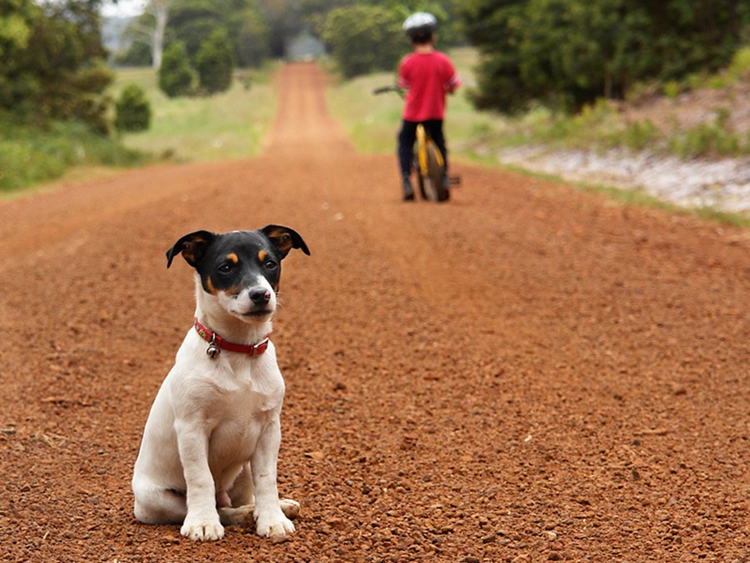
441 173 450 191
402 177 415 201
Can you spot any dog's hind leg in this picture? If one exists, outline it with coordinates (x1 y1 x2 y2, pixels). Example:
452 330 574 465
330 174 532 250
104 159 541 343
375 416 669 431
219 505 254 526
219 500 300 527
133 485 187 525
228 462 254 507
279 499 301 520
224 463 300 526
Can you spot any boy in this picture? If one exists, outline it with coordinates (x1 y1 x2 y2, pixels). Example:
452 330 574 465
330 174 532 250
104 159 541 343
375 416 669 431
397 12 461 201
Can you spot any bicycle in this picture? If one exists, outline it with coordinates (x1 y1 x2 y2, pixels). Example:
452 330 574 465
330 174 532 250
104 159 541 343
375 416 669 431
373 85 457 202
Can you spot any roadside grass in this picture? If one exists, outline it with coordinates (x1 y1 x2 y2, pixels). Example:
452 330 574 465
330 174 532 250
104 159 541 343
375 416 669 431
0 119 146 195
111 65 277 162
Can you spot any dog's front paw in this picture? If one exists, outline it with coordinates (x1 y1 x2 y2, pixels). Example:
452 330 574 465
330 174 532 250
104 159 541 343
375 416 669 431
255 510 295 537
181 514 225 541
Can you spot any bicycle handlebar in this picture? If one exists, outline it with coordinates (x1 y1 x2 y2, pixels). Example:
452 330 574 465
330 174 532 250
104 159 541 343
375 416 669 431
373 85 405 96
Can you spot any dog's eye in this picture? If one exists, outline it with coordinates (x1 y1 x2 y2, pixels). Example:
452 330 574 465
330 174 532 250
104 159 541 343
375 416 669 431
263 260 278 270
217 263 234 274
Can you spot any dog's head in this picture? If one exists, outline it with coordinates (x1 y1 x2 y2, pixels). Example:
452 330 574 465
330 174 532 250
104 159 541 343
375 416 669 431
166 225 310 323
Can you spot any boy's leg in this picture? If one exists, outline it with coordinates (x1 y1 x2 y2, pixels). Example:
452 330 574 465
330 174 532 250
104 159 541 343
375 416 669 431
424 120 448 174
425 120 450 190
397 121 418 200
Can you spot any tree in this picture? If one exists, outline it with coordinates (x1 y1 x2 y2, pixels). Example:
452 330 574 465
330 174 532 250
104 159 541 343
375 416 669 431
233 3 270 67
158 40 194 97
321 5 405 79
461 0 750 114
169 0 270 67
0 0 34 60
195 29 233 94
124 0 172 69
0 0 113 133
258 0 305 58
115 84 151 132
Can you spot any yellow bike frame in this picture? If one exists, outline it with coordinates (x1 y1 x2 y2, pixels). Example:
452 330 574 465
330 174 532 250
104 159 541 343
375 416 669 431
416 124 444 176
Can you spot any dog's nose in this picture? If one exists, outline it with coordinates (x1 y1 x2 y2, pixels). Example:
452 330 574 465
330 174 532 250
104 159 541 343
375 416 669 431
249 289 272 305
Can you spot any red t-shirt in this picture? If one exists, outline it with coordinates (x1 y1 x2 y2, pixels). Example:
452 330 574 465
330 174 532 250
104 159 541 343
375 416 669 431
398 51 461 122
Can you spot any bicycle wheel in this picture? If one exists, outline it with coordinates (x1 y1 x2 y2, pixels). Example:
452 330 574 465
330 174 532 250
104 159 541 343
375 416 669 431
423 142 449 202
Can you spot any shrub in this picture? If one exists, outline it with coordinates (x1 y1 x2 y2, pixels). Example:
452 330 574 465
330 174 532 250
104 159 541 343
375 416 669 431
621 119 659 151
158 41 194 98
670 117 740 158
196 30 234 95
663 81 681 99
114 84 151 132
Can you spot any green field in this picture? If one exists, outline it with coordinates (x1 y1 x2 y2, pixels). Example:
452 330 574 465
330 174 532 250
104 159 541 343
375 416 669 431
111 66 278 162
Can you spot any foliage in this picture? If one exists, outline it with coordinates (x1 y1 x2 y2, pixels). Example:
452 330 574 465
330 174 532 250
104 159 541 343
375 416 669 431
320 5 405 79
0 0 34 59
0 0 113 133
158 40 195 97
461 0 750 114
233 3 271 67
0 118 146 193
195 29 234 94
305 0 464 47
668 109 742 158
116 40 152 67
119 0 269 69
258 0 306 58
115 84 151 132
169 0 269 67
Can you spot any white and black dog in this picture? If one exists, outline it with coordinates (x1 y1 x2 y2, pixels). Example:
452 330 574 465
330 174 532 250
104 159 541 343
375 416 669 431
132 225 309 541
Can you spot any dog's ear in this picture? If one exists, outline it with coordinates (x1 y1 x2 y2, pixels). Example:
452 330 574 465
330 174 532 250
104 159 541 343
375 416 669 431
166 230 217 268
261 225 311 258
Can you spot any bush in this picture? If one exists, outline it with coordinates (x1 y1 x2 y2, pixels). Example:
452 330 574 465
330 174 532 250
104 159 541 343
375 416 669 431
158 41 194 98
669 109 740 158
196 30 234 95
621 119 659 151
115 84 151 132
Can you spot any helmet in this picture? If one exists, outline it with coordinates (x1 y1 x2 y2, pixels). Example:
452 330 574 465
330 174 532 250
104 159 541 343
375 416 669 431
403 12 437 40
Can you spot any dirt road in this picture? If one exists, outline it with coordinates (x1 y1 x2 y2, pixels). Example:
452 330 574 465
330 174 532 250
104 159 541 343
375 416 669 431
1 63 748 562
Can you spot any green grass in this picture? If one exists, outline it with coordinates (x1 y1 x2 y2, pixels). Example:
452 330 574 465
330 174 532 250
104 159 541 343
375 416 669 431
0 119 145 194
111 65 277 162
0 64 278 195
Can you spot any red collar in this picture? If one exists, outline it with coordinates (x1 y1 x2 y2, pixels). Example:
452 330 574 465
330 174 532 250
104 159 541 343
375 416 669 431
194 319 270 358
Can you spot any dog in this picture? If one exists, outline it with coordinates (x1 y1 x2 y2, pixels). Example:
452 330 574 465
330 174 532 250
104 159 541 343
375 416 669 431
132 225 310 541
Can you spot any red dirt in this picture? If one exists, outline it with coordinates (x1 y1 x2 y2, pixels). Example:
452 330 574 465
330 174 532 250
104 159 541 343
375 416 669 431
0 63 748 563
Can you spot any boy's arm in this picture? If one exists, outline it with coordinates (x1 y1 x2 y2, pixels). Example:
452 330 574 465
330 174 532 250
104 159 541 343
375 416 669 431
443 56 461 93
445 72 461 94
397 57 410 90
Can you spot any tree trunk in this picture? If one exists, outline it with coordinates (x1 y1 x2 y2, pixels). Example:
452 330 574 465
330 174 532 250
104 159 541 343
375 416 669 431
151 2 169 69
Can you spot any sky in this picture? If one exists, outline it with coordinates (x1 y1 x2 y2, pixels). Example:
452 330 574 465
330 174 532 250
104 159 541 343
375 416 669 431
101 0 147 18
